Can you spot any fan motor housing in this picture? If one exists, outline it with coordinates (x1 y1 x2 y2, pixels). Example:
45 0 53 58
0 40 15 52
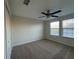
24 0 30 5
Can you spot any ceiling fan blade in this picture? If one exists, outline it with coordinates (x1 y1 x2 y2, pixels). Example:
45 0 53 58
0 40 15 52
51 15 59 17
38 16 45 18
41 12 47 15
51 10 61 14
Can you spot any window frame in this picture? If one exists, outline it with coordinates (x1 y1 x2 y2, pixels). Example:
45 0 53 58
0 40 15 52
62 19 74 38
50 21 60 36
49 18 74 39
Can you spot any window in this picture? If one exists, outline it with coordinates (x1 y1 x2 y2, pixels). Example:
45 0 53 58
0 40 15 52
62 19 74 38
50 21 59 36
49 18 74 38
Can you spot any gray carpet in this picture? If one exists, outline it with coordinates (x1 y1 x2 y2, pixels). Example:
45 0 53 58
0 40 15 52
11 39 74 59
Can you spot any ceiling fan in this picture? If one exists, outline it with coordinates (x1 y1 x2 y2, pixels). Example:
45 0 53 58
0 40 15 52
38 9 62 18
24 0 30 5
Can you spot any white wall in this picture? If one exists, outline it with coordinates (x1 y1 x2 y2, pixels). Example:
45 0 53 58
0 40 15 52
44 13 74 47
12 16 43 47
5 7 12 59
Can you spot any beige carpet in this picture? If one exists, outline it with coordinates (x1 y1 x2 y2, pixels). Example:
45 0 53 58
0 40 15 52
11 39 74 59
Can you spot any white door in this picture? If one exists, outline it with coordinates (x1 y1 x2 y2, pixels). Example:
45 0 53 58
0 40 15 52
5 6 12 59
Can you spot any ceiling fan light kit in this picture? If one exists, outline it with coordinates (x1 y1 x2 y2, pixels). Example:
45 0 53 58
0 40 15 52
24 0 30 5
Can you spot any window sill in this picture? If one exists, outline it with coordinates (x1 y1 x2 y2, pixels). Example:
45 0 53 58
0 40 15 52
50 35 74 39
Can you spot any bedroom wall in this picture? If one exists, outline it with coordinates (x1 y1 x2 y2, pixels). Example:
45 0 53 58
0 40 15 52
12 16 44 47
44 13 74 47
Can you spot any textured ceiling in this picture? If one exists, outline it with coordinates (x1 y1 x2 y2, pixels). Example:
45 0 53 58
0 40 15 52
8 0 74 21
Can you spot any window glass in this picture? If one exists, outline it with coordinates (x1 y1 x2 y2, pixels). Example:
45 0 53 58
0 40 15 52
50 21 59 36
62 19 74 38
